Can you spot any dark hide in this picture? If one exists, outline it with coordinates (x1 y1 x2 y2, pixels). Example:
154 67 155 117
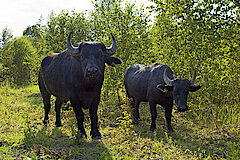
38 34 122 139
124 62 201 132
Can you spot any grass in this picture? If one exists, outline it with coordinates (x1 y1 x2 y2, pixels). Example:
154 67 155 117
0 84 239 159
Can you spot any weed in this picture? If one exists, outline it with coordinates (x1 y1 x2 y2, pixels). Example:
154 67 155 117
0 85 239 159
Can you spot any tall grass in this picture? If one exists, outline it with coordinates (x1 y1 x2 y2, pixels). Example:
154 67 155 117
0 85 239 159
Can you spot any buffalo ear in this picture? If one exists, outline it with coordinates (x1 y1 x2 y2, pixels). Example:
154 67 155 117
105 57 122 67
156 84 173 92
190 85 202 92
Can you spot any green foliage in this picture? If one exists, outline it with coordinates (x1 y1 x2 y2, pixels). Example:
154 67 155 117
0 27 13 48
45 10 91 53
0 0 239 159
23 24 43 39
90 0 151 95
2 36 40 85
0 85 239 159
0 27 13 84
150 0 240 126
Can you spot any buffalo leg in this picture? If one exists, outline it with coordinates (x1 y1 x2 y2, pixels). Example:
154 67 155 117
149 102 157 132
39 76 51 126
165 104 174 132
89 102 101 139
72 101 87 139
42 94 51 125
133 99 141 124
55 98 63 127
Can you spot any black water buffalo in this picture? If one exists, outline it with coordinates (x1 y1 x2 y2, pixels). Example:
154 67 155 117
38 33 122 139
124 62 202 132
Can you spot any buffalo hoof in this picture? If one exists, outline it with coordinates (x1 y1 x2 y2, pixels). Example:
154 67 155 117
92 135 102 140
76 132 87 139
167 125 174 132
150 125 156 132
55 122 62 127
56 124 63 127
91 131 102 140
150 128 156 132
150 122 156 132
43 119 49 126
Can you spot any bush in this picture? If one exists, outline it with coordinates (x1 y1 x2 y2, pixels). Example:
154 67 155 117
2 36 40 85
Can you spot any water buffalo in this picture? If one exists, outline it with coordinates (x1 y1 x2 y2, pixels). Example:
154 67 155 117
124 62 202 132
38 33 122 139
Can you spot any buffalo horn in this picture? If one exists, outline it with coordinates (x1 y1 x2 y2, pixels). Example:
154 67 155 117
190 70 196 86
163 69 174 86
67 32 79 56
105 33 117 56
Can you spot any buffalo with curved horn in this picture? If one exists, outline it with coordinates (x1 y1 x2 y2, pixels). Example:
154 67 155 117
39 32 122 139
124 62 202 132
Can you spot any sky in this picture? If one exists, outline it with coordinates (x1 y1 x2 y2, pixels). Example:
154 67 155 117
0 0 154 37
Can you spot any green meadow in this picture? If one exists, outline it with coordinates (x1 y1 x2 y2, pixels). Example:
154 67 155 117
0 0 239 159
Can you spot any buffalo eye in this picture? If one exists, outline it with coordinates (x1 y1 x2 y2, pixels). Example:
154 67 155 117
95 52 104 59
173 91 180 96
81 53 88 59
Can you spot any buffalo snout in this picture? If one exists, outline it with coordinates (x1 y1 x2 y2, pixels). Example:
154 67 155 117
177 106 188 112
86 67 99 78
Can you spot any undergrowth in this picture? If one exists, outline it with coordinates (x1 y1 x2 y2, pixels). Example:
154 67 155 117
0 85 239 159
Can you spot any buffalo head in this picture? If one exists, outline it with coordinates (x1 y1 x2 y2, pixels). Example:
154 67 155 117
67 32 121 80
157 69 202 112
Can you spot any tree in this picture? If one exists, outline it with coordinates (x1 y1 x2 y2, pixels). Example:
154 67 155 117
90 0 151 95
45 10 91 53
23 21 53 59
3 36 39 85
0 27 13 84
0 27 13 48
150 0 240 125
23 24 43 39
